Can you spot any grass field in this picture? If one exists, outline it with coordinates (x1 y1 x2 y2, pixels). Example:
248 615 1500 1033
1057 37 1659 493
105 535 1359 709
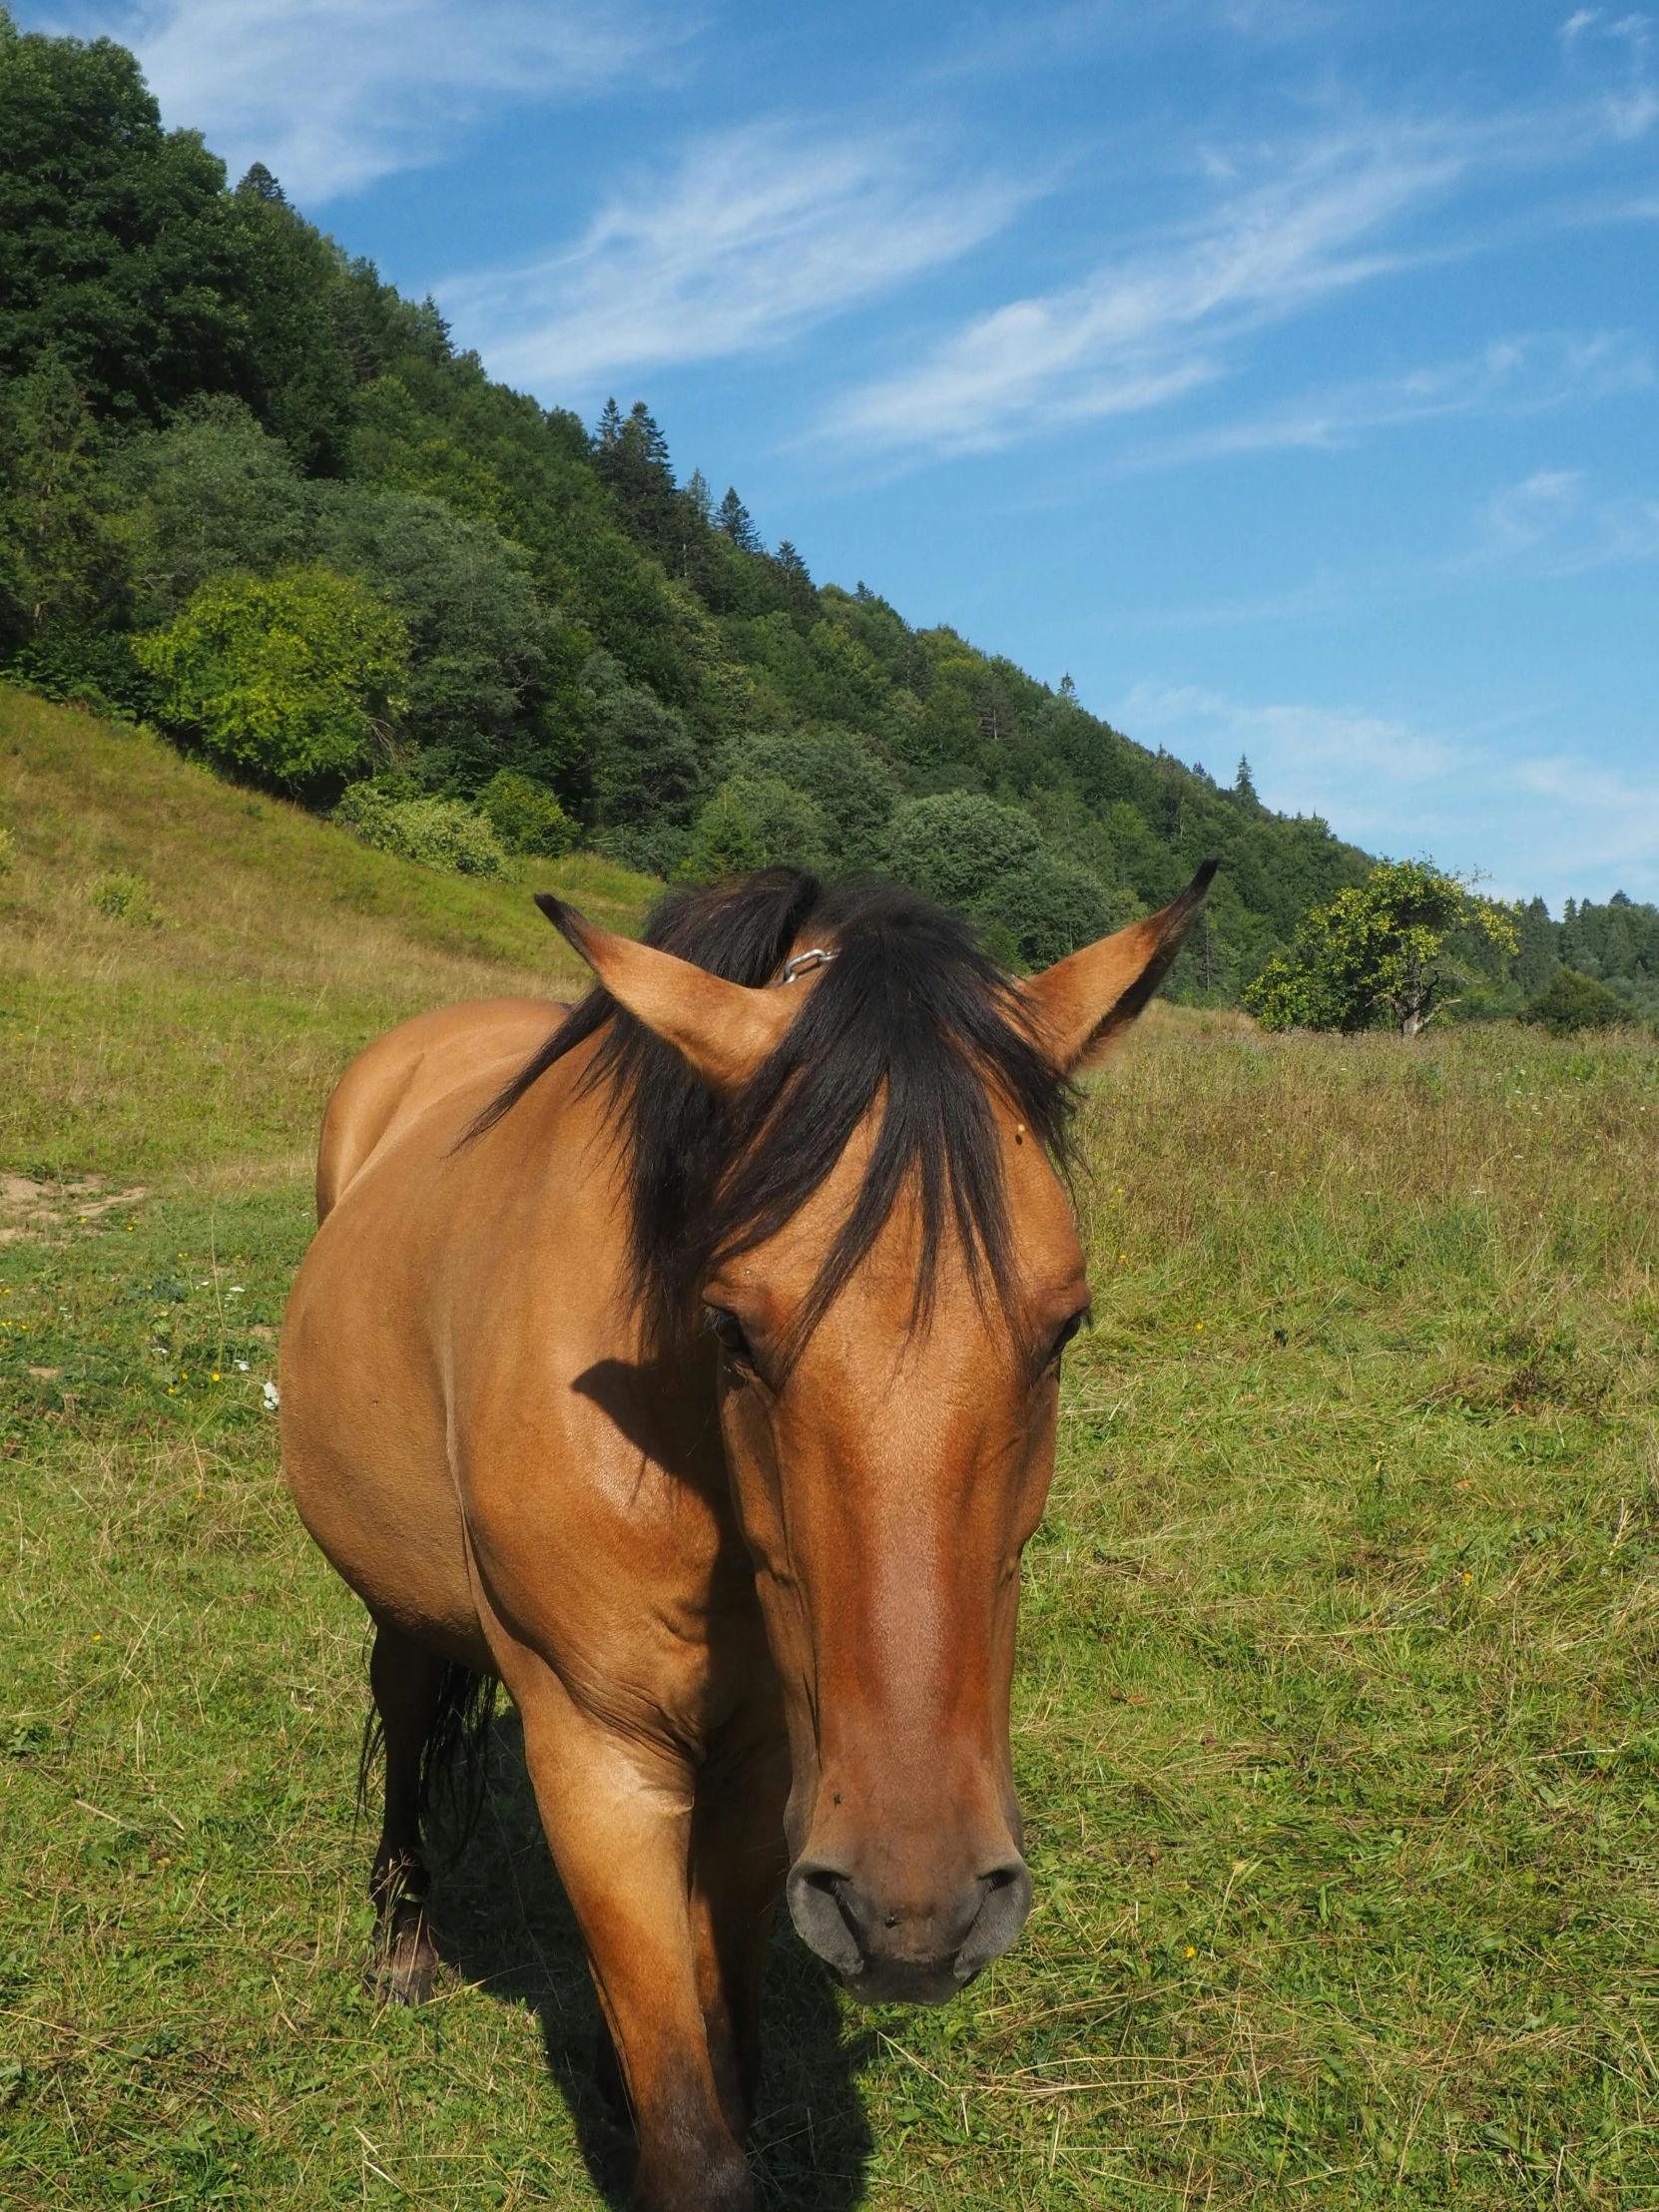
5 687 1659 2209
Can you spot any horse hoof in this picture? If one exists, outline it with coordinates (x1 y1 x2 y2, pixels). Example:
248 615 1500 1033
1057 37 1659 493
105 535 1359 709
369 1903 438 2004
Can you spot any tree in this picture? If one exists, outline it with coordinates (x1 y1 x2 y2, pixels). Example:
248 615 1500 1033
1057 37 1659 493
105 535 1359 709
311 487 556 784
1244 859 1518 1037
0 14 250 422
476 767 575 857
1519 968 1629 1037
882 791 1112 969
716 486 762 554
119 395 312 625
0 350 131 651
580 649 703 830
679 775 830 881
723 727 896 870
136 563 407 787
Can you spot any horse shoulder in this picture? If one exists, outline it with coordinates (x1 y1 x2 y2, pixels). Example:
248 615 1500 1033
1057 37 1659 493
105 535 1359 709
315 996 568 1222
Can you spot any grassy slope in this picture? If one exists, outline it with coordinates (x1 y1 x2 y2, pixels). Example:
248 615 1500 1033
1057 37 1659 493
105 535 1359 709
0 685 650 1178
4 692 1659 2209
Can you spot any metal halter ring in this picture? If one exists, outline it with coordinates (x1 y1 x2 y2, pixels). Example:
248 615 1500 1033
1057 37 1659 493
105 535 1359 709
777 947 836 985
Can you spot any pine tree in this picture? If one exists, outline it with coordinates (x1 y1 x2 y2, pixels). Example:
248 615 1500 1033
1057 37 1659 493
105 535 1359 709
716 487 762 554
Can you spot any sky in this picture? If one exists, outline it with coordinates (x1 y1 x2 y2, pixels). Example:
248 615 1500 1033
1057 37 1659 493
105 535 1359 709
32 0 1659 906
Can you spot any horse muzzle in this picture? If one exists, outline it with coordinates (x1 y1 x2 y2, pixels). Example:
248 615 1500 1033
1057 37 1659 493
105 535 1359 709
786 1852 1033 2005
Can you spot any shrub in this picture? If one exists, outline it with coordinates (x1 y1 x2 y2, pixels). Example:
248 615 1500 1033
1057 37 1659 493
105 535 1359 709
135 563 407 787
1519 967 1630 1036
679 776 830 881
333 783 506 877
87 869 159 923
476 768 576 857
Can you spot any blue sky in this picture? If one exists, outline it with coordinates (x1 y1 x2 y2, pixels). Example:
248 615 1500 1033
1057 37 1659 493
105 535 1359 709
35 0 1659 905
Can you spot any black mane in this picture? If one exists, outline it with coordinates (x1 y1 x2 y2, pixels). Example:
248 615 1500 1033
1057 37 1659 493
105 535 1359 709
474 869 1075 1363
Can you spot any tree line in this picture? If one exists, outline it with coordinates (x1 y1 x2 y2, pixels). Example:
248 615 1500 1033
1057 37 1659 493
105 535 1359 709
1 8 1649 1020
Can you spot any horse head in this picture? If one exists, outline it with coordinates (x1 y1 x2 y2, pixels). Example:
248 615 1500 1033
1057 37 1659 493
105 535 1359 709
538 864 1213 2004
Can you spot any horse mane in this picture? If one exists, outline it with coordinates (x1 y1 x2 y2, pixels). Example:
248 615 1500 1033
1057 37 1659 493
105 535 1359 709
472 868 1076 1365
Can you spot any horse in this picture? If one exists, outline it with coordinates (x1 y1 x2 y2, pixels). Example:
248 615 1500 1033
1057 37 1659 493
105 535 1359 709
279 860 1214 2212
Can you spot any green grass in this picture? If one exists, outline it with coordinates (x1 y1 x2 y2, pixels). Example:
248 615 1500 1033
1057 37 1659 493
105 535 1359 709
4 690 1659 2206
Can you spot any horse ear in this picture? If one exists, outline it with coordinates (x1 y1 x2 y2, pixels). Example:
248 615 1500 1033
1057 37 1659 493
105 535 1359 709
1019 859 1218 1074
536 894 801 1096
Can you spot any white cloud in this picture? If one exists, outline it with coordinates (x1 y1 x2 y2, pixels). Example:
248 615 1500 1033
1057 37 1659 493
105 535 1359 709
47 0 664 202
1114 678 1659 903
442 125 1031 394
822 126 1470 454
1118 680 1459 834
1476 467 1659 571
1108 330 1652 473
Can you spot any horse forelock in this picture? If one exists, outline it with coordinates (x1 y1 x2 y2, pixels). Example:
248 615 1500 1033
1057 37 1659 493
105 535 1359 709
475 867 1077 1363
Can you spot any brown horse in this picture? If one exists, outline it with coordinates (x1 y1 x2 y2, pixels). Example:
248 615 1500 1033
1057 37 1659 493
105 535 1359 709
280 862 1213 2211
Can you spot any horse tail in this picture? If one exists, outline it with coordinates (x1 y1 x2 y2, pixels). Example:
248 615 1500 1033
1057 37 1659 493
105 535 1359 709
356 1658 498 1855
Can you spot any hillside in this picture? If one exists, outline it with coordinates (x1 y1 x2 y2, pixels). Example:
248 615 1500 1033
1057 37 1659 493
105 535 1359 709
0 684 649 1179
0 7 1380 1002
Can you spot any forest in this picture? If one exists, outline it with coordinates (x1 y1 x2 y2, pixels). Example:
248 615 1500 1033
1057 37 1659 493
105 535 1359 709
1 7 1652 1012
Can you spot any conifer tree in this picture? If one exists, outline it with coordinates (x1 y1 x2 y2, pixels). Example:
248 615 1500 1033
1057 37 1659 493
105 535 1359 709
716 487 762 553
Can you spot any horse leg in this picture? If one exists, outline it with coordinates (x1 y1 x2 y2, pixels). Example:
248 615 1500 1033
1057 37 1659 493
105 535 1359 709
508 1660 754 2212
687 1748 791 2143
365 1620 445 2004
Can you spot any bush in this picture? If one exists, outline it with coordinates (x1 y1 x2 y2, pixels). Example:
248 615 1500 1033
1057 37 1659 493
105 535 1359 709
679 775 830 881
476 768 576 857
1519 967 1630 1036
135 563 407 787
87 869 159 923
333 783 506 877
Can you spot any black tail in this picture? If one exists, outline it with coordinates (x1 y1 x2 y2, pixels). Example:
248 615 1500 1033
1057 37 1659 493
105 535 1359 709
356 1660 498 1856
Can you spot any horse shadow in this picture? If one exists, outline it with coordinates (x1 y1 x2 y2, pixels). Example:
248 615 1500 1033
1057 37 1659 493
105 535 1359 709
425 1708 876 2209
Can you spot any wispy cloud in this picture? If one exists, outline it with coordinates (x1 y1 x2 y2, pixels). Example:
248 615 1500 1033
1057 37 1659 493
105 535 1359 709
443 125 1031 394
821 126 1471 454
825 14 1659 464
1474 466 1659 572
1118 680 1459 831
1108 330 1652 474
48 0 666 202
1116 677 1659 901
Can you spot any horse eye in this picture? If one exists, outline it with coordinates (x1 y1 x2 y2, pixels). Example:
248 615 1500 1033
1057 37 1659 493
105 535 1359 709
1048 1311 1088 1369
707 1308 755 1366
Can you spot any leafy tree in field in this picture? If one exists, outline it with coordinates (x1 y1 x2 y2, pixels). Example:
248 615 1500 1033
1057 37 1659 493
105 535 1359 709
1519 968 1630 1036
1245 859 1518 1037
476 768 575 857
974 850 1114 970
679 775 830 881
333 781 505 876
136 563 407 787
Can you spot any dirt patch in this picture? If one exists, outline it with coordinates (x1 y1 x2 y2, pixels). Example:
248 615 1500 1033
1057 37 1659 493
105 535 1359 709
0 1175 148 1242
